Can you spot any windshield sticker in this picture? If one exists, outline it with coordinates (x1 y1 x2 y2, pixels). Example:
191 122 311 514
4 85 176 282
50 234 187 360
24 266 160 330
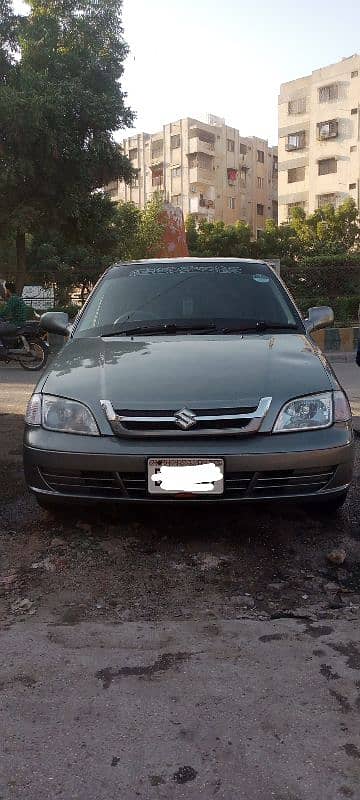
253 274 270 283
127 265 244 277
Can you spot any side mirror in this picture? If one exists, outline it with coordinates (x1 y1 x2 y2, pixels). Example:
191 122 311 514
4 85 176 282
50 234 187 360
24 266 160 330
40 311 69 336
305 306 334 334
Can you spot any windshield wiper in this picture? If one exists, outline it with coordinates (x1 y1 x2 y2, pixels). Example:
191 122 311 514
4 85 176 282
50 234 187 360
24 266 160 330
222 321 298 334
102 322 218 337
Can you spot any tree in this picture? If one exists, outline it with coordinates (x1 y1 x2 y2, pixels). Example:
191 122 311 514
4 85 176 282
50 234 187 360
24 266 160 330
0 0 134 291
287 199 360 259
27 195 166 301
28 191 123 301
186 218 252 257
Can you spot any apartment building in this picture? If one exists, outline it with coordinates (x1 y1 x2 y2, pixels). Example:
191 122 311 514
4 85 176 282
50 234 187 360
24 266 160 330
278 54 360 223
106 115 278 237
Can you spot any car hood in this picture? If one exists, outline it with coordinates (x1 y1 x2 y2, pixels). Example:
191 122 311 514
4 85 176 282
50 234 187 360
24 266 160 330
41 333 336 428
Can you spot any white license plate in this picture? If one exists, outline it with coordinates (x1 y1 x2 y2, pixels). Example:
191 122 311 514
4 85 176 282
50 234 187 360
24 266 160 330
148 458 224 495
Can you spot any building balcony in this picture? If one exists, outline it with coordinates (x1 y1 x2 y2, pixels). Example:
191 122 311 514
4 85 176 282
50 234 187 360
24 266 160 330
190 193 215 214
189 165 215 185
188 137 215 155
151 155 164 167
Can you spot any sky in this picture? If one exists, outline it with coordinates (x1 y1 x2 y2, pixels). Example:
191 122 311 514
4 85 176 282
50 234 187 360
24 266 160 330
12 0 360 145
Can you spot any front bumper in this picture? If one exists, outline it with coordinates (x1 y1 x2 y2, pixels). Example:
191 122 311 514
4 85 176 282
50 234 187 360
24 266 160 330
23 423 354 505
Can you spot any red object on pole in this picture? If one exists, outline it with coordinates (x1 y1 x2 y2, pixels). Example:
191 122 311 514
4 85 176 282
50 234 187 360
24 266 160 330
155 204 189 258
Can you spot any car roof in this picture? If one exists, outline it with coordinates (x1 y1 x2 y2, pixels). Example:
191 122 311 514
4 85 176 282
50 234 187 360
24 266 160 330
109 257 270 268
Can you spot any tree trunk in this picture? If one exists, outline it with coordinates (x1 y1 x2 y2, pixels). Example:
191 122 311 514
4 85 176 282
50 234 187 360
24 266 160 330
15 230 26 294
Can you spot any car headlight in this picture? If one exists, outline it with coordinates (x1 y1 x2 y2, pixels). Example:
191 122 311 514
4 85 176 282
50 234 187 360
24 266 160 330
273 391 351 433
25 393 99 436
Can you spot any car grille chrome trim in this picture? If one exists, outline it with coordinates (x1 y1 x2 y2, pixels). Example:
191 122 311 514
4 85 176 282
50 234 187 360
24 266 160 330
100 397 272 438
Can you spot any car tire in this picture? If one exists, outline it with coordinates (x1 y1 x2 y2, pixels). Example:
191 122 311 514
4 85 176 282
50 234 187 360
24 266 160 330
303 491 348 515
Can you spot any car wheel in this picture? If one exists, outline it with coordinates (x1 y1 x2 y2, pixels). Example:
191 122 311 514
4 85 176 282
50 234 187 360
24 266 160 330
303 491 348 515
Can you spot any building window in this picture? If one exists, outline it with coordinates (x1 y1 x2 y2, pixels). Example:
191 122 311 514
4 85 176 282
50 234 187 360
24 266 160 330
318 158 337 176
172 166 181 177
228 197 235 209
351 70 358 78
288 166 305 183
129 147 138 161
152 170 163 188
349 183 357 190
288 97 307 115
317 119 338 140
273 155 278 173
227 139 235 152
240 166 247 186
171 134 181 149
318 193 337 209
240 143 247 155
132 173 140 188
257 149 265 163
200 153 213 170
257 204 264 216
285 131 306 151
227 168 238 185
171 194 182 206
288 201 306 216
151 143 163 160
351 108 358 115
319 84 339 103
257 177 264 189
351 145 357 152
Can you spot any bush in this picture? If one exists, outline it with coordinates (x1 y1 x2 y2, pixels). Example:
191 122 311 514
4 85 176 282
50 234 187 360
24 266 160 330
282 263 360 299
296 295 359 327
37 304 81 320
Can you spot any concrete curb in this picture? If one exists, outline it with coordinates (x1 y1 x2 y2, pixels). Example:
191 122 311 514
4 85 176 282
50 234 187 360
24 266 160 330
325 352 356 363
312 326 359 354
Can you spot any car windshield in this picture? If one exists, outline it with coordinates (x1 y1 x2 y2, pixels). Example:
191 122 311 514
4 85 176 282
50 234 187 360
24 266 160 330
74 261 301 337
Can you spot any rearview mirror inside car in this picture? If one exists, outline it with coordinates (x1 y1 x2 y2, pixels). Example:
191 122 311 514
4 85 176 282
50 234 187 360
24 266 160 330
40 311 69 336
305 306 334 334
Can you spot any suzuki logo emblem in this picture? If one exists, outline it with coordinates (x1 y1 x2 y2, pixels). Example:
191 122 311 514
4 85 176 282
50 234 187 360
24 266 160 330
174 407 197 430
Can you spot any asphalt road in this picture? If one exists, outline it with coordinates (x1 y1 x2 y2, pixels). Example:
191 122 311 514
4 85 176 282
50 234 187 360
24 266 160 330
1 365 360 799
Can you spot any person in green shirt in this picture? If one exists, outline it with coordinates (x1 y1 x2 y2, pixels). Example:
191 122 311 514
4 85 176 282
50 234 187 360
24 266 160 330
0 281 28 325
0 281 29 350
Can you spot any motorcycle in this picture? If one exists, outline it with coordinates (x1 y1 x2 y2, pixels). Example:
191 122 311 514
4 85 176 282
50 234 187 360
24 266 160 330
0 320 49 371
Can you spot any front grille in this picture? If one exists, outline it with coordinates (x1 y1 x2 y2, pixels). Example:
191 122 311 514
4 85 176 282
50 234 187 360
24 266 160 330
120 418 251 433
39 466 336 500
101 397 272 438
121 472 147 498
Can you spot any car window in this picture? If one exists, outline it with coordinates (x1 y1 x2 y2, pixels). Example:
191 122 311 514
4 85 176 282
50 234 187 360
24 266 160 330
74 262 300 335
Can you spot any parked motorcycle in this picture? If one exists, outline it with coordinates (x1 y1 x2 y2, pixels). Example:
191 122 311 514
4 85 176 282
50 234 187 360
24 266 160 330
0 320 49 371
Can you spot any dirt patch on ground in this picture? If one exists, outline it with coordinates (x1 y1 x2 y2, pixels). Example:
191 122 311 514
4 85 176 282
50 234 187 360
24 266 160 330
1 411 360 630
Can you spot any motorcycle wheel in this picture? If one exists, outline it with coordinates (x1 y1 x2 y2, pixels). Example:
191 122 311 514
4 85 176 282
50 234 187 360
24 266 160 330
18 338 48 371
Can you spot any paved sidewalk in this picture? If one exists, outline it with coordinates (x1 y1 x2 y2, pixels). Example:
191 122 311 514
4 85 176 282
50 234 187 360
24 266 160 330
330 360 360 435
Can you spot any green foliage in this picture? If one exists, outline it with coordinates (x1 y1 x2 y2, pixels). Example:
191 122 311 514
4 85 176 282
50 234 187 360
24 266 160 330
27 192 123 298
0 0 134 289
186 218 252 258
187 199 360 265
296 295 359 327
25 195 166 301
